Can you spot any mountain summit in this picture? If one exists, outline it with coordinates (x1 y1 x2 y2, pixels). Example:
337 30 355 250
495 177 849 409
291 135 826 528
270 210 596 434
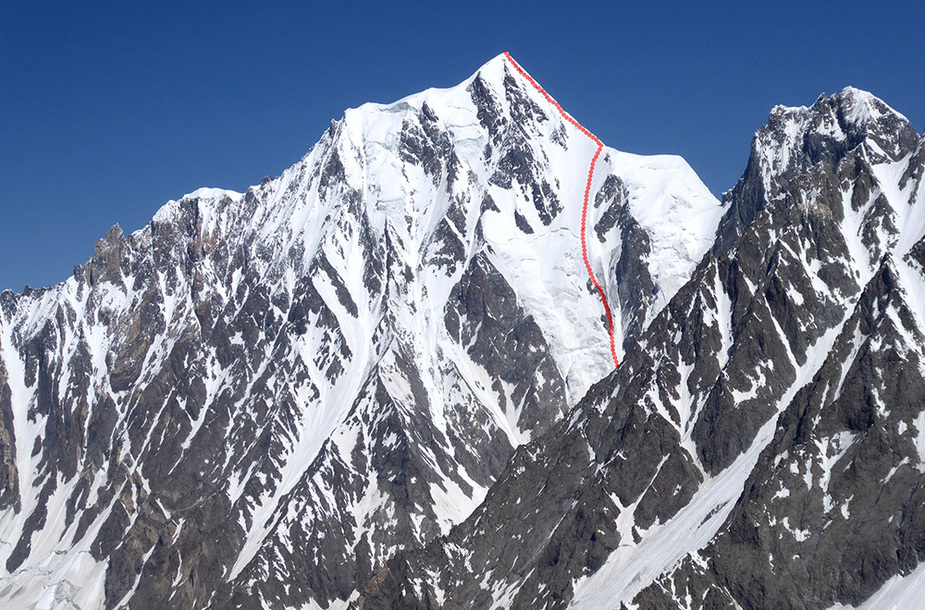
0 54 723 609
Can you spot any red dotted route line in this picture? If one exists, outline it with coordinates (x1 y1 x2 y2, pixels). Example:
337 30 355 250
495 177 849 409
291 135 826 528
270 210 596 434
503 51 620 370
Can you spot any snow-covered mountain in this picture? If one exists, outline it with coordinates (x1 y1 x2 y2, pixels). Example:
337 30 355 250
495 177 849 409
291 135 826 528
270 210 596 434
3 53 924 610
0 53 723 609
361 88 925 609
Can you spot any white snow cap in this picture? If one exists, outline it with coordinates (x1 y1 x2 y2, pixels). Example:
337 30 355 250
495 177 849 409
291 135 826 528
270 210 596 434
151 187 243 224
182 187 244 201
836 86 912 127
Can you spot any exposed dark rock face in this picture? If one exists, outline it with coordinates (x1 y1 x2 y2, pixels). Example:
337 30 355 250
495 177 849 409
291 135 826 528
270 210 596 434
445 252 567 433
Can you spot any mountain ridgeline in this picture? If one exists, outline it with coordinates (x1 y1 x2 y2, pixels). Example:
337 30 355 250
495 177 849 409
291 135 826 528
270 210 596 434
0 55 923 610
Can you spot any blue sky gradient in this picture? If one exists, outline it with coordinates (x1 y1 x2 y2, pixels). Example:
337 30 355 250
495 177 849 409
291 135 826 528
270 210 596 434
2 1 923 291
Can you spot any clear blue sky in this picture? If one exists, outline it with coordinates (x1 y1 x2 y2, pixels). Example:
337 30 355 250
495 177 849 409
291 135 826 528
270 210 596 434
2 1 923 292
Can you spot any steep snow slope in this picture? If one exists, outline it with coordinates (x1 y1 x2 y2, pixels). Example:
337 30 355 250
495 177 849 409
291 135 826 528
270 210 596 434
0 53 722 609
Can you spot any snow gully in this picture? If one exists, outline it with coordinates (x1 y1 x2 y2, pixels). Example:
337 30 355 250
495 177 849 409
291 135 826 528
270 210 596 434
502 51 620 369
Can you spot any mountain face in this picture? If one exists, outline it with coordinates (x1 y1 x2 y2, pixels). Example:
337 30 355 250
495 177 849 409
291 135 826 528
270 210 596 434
0 54 723 609
0 58 922 610
360 89 925 609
